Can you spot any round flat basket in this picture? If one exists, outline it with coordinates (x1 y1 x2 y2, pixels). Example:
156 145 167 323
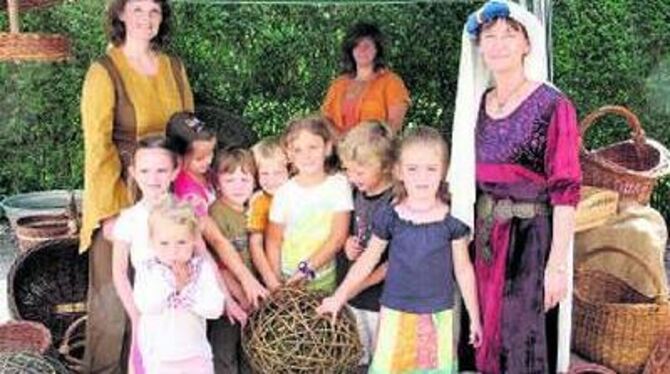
0 189 82 230
0 351 69 374
0 0 63 10
0 320 51 355
242 286 362 374
8 238 88 347
0 32 70 62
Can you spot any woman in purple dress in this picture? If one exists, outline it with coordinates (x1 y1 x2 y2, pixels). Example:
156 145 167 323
448 1 581 373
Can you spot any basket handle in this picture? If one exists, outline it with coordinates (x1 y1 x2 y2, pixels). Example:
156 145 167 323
580 246 668 303
580 105 646 153
58 315 87 371
8 0 20 33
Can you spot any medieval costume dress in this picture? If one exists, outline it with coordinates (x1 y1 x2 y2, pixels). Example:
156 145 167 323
448 1 581 373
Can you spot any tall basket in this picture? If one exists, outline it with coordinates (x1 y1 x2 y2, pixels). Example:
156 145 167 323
580 106 670 205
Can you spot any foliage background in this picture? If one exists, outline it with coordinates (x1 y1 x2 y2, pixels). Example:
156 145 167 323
0 0 668 220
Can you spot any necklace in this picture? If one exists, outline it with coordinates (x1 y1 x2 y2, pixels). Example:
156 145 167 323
492 79 527 114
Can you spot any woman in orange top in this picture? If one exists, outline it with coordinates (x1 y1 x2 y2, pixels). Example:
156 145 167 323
322 23 410 135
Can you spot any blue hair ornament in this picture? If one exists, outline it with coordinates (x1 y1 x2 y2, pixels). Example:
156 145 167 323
466 0 511 39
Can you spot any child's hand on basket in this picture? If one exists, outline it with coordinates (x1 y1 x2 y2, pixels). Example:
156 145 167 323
225 298 248 328
316 294 346 324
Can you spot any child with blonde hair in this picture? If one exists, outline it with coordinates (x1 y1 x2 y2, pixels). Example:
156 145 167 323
247 137 289 291
266 115 353 292
335 120 396 366
319 126 482 373
134 199 224 374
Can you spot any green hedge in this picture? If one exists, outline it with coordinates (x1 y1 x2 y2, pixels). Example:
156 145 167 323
0 0 668 221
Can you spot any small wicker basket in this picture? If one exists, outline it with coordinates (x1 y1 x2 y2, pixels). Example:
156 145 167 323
580 106 670 205
0 0 70 62
573 247 670 373
0 0 62 10
0 321 51 355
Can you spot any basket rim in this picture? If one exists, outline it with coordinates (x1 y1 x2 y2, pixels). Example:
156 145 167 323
581 138 670 179
574 269 670 307
7 238 81 320
0 320 52 354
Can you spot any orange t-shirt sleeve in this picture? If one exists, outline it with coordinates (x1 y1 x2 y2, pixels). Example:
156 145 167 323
247 193 272 232
384 72 410 107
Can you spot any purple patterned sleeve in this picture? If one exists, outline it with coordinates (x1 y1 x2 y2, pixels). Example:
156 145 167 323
545 97 582 206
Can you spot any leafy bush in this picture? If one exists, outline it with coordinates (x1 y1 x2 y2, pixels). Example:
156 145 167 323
0 0 668 222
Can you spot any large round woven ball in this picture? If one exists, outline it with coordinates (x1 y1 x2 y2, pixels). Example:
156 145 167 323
0 351 69 374
242 286 362 373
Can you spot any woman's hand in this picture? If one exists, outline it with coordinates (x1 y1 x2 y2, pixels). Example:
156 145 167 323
343 236 363 261
544 267 568 311
469 319 483 348
316 294 346 324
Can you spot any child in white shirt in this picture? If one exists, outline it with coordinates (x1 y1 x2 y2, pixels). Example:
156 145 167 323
132 198 224 374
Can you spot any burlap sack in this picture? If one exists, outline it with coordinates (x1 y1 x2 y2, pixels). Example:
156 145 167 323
575 203 668 297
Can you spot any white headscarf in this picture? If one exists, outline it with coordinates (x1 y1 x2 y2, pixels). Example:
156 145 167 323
447 0 548 229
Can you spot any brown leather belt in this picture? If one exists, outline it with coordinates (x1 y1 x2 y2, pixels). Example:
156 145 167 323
476 194 550 263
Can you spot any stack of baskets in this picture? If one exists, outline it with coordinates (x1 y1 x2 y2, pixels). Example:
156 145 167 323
573 106 670 373
0 0 70 62
7 239 88 372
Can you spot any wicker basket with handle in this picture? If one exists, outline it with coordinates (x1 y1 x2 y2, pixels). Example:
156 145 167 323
0 0 70 62
580 106 670 205
573 246 670 373
0 0 62 10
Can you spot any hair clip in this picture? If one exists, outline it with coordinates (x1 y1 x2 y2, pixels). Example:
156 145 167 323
186 118 206 133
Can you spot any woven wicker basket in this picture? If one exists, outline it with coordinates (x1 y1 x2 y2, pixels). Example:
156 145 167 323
580 106 670 205
573 247 670 373
0 0 70 62
0 0 62 11
643 332 670 374
0 351 69 374
15 214 78 253
242 286 362 373
0 321 51 355
8 239 88 348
